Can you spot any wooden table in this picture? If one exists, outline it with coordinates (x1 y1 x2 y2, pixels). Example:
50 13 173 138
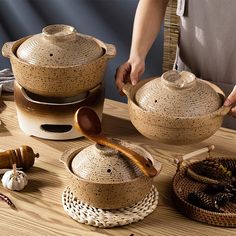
0 96 236 236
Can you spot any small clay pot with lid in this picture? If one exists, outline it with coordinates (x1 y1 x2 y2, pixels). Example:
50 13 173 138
2 24 116 97
60 139 162 209
123 70 231 145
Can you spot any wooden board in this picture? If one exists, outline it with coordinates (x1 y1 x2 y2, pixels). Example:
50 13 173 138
0 95 236 236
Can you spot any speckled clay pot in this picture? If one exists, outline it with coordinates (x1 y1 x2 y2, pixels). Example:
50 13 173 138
123 71 231 145
14 81 104 140
2 24 116 97
60 140 162 209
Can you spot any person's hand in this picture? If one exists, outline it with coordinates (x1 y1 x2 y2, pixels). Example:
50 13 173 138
224 85 236 117
115 57 145 94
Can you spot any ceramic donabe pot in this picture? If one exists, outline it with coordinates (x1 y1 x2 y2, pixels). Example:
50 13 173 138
123 71 231 145
60 140 162 209
2 24 116 97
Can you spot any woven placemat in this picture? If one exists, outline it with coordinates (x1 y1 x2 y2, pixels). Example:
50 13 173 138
62 185 158 228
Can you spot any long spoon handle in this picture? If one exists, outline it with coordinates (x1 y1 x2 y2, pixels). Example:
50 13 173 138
96 136 158 177
74 106 158 177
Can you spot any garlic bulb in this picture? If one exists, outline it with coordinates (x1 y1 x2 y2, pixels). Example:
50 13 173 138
1 164 28 191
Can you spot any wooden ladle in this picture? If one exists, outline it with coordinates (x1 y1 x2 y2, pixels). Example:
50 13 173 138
74 106 157 177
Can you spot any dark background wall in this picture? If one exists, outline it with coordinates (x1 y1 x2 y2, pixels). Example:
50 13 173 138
0 0 163 102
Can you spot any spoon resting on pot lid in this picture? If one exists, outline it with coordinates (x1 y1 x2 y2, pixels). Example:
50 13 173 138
74 106 158 177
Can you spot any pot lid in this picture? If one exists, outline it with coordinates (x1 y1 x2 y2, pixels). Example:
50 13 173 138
16 24 104 66
71 139 149 183
135 71 223 117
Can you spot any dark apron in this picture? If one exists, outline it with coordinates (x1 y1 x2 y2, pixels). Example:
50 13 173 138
175 0 236 129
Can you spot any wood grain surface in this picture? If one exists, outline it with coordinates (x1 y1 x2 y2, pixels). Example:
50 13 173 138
0 95 236 236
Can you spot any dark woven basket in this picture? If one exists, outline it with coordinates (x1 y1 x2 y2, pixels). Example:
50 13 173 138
172 157 236 227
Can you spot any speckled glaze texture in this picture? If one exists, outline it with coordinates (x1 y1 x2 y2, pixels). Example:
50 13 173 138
2 25 116 97
14 81 104 140
60 140 161 209
123 71 231 145
16 25 104 66
72 141 144 182
135 71 222 117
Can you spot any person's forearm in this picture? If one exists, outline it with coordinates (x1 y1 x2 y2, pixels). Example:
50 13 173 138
130 0 169 60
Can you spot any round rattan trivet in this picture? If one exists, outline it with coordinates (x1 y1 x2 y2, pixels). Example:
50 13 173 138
172 157 236 227
62 185 158 228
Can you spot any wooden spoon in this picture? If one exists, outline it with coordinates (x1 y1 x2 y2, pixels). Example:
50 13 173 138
74 106 157 177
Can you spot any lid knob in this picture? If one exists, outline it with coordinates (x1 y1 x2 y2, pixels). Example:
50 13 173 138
161 70 196 89
42 24 77 41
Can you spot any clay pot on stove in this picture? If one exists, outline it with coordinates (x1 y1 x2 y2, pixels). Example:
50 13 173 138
60 139 162 209
2 24 116 97
122 70 231 145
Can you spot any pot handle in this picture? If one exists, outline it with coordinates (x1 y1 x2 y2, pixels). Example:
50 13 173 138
122 83 133 97
2 41 15 58
60 149 70 164
153 161 162 177
216 105 232 117
105 43 116 59
174 145 215 171
60 148 79 165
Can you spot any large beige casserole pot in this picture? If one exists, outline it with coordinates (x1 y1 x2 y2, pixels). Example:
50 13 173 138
60 139 162 209
123 70 231 145
2 24 116 97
